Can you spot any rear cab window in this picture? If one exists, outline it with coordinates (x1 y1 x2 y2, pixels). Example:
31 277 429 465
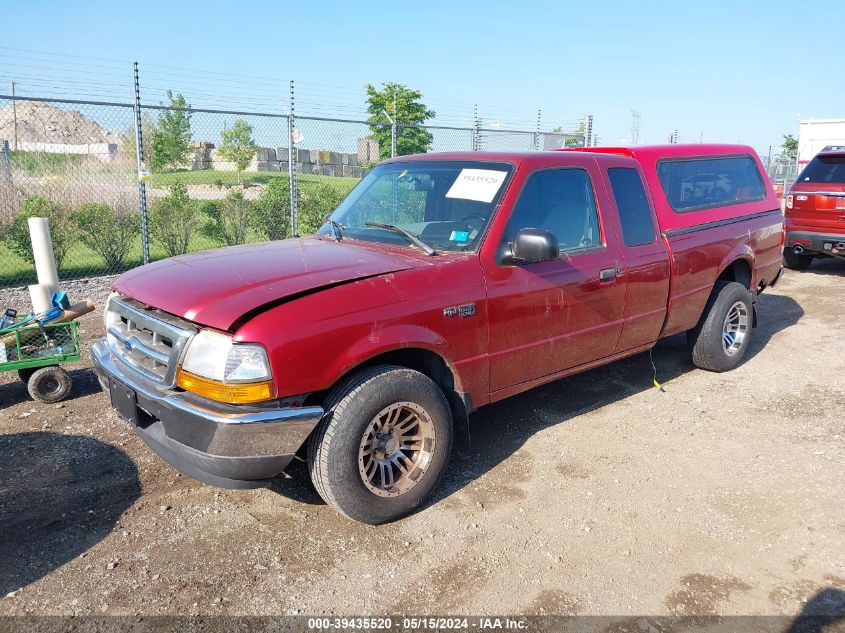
656 156 767 212
797 154 845 184
607 168 657 246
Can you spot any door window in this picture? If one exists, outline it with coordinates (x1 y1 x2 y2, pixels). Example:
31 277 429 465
607 167 657 246
503 168 601 253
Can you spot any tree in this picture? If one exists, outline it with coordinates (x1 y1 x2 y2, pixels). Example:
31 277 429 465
203 191 254 246
122 112 157 164
218 119 257 183
299 183 345 235
2 196 76 269
365 82 435 160
72 203 138 270
254 178 291 241
781 134 798 163
151 91 193 171
149 182 202 256
551 120 587 148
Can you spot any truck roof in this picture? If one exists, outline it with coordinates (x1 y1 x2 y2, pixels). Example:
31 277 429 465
383 144 779 233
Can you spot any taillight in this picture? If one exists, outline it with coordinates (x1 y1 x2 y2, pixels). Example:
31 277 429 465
786 194 794 210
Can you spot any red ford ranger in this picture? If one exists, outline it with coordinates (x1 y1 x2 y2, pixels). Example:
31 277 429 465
92 144 784 524
784 145 845 269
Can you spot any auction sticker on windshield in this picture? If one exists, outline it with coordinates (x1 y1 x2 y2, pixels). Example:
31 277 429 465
446 169 508 203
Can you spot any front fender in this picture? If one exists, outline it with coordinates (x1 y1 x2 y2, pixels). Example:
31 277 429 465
328 323 463 391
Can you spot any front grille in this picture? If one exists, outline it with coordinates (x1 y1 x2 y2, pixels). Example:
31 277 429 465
106 297 196 386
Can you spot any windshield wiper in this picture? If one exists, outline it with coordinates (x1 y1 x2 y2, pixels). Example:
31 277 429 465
323 216 345 241
364 222 437 256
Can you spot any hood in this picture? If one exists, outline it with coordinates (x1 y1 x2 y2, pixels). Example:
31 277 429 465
113 238 421 331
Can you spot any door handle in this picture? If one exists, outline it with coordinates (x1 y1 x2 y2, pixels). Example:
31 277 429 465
599 267 617 281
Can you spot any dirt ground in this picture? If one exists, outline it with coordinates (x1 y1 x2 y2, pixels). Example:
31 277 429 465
0 262 843 619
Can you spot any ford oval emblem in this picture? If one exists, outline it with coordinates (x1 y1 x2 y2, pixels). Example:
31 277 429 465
123 340 132 353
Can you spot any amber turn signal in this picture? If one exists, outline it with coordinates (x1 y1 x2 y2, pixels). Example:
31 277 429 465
175 368 275 404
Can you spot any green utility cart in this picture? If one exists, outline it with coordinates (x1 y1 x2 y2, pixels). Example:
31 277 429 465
1 321 80 403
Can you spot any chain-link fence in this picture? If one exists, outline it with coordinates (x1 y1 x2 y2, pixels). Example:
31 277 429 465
0 89 591 291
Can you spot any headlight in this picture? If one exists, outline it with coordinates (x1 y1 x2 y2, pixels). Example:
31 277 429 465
177 330 274 404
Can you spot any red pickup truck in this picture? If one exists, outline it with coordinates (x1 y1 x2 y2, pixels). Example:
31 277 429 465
93 144 784 524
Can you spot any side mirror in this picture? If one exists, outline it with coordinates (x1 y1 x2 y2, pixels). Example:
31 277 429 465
503 228 559 264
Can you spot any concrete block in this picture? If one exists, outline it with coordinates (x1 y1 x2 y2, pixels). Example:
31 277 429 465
255 147 276 162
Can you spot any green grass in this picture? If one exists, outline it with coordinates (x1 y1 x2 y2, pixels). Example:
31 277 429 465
0 233 228 288
0 167 362 288
10 150 89 176
149 169 360 195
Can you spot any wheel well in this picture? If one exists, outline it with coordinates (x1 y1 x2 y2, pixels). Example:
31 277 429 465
303 348 469 425
717 259 752 289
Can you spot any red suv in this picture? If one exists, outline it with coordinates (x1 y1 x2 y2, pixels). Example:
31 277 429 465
784 145 845 269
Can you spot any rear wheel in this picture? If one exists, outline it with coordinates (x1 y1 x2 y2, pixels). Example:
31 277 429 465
688 281 753 372
27 366 72 403
308 365 453 524
783 248 813 270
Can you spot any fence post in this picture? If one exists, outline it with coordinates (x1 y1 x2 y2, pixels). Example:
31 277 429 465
0 140 11 184
472 104 479 151
534 109 541 151
132 61 150 265
287 79 298 237
584 115 593 148
390 88 397 158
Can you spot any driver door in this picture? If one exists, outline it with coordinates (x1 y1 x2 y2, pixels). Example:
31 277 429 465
485 166 627 392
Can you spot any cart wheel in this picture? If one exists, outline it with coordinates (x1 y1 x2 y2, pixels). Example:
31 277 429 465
28 366 72 404
18 368 36 383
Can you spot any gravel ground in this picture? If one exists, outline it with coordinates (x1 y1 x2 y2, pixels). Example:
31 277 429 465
0 262 843 619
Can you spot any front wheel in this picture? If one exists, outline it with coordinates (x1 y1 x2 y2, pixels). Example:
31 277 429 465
307 365 453 524
687 281 753 372
783 248 813 270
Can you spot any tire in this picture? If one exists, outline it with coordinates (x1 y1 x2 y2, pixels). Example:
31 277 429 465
308 365 453 524
27 366 72 403
783 248 813 270
687 281 753 372
17 368 35 383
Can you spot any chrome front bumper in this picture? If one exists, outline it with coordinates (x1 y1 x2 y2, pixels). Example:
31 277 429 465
91 338 324 489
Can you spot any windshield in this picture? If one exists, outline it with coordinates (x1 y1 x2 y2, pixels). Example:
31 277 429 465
316 160 513 252
798 155 845 184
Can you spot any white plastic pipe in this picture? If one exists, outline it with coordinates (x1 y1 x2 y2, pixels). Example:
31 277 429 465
28 216 59 294
28 283 53 313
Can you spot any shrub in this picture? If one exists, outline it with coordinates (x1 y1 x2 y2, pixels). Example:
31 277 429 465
2 196 76 268
254 179 291 241
149 182 202 257
203 191 253 246
299 183 345 235
72 203 138 270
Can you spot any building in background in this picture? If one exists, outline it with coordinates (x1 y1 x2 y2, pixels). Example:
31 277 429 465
798 118 845 166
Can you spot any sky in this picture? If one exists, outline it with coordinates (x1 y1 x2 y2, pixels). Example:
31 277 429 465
1 0 843 154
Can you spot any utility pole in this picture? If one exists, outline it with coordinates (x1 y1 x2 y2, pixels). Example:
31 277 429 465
10 81 18 151
631 110 641 145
